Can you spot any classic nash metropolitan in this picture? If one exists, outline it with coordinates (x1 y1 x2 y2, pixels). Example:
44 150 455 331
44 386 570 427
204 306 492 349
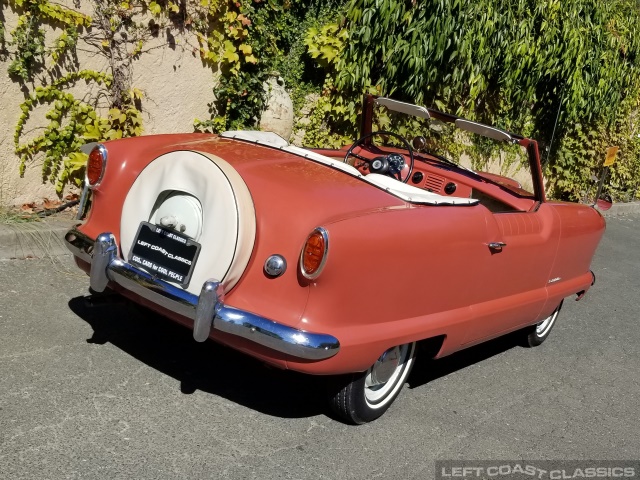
65 95 605 424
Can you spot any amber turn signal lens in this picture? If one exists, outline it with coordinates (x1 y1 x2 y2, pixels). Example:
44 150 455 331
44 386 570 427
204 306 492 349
86 145 107 187
300 228 328 279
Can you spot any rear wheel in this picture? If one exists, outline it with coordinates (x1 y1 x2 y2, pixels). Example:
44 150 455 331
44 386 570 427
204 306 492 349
329 342 416 424
524 301 563 347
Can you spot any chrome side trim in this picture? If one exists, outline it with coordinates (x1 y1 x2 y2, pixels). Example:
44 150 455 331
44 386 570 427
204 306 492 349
76 183 90 220
64 228 340 360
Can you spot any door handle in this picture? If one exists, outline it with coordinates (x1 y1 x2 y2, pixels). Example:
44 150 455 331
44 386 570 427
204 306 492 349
488 242 507 251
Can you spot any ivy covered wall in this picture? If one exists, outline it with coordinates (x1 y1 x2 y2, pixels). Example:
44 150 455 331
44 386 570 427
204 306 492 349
307 0 640 201
1 0 638 206
0 0 341 206
0 0 214 205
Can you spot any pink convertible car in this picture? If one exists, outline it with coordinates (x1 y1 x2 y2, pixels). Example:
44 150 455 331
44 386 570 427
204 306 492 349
65 95 605 423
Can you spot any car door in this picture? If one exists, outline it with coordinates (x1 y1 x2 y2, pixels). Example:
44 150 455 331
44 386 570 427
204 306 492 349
462 203 561 345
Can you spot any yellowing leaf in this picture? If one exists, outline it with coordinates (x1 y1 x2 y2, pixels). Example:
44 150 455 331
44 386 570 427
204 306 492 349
223 50 240 63
222 40 240 63
319 45 337 62
83 125 101 140
105 129 123 140
239 44 252 55
65 152 88 170
148 1 162 15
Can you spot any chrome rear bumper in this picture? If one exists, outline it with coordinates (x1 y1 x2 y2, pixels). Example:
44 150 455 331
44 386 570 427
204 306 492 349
64 228 339 360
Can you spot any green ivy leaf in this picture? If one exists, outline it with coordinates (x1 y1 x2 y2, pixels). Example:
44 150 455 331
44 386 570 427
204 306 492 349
148 1 162 15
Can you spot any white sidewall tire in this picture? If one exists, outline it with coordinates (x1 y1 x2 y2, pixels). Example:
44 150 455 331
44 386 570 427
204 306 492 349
364 343 416 410
329 342 416 424
526 300 563 347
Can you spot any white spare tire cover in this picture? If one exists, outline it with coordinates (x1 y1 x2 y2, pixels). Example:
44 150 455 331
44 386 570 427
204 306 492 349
120 150 256 295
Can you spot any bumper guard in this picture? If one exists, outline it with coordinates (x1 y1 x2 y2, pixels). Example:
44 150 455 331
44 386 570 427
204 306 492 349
65 229 339 360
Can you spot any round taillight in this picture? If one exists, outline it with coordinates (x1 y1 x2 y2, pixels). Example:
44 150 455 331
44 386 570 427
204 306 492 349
300 227 329 280
86 144 107 187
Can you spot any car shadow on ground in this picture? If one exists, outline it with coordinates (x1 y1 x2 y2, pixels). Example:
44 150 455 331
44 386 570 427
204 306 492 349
69 294 525 420
409 331 525 390
68 294 327 419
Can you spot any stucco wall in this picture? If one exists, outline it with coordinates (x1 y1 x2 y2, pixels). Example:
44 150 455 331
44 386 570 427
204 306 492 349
0 2 215 207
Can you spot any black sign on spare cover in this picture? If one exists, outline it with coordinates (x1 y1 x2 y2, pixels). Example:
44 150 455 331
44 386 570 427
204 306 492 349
129 222 201 288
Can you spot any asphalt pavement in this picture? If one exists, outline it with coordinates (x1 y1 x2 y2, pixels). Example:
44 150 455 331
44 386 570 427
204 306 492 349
0 213 639 479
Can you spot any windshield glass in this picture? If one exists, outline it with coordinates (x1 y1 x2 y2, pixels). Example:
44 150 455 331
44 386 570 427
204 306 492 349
370 99 535 196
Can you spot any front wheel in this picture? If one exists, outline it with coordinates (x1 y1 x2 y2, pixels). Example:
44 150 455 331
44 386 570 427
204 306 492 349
524 301 563 347
329 342 416 424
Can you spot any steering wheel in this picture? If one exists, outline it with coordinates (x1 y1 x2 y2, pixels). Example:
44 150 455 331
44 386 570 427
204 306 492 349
344 131 414 183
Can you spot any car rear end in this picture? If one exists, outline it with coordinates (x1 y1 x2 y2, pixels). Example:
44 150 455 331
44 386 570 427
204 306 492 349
65 135 405 372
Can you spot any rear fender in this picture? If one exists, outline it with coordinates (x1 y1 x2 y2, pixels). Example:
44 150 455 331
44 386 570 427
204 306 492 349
289 204 490 373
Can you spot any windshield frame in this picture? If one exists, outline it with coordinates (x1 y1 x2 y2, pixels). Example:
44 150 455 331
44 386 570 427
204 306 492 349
359 94 546 203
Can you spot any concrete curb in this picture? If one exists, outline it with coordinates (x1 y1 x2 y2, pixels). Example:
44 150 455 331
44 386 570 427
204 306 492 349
0 218 75 260
1 201 638 260
599 201 640 217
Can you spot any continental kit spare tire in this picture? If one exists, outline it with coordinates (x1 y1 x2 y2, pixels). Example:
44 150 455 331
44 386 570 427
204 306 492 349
119 150 256 295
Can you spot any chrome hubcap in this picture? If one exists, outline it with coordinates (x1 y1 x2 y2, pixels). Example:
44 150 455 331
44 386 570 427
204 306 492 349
536 309 558 336
363 343 415 409
368 346 401 387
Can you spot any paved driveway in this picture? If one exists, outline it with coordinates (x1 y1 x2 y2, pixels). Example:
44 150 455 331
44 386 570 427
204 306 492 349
1 215 638 479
